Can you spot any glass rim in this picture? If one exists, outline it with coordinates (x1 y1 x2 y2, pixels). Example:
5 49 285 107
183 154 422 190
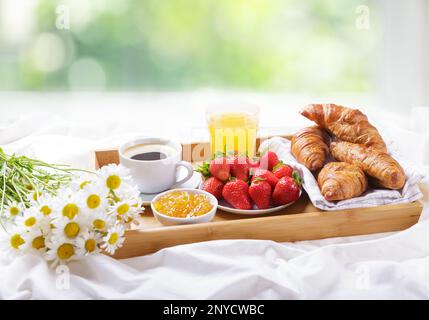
205 102 260 116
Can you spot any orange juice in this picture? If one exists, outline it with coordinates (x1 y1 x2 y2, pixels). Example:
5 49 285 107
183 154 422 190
208 112 258 157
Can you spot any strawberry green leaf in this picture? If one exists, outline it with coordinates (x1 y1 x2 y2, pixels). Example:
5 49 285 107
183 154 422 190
195 162 211 179
292 171 303 186
272 161 284 171
252 177 266 183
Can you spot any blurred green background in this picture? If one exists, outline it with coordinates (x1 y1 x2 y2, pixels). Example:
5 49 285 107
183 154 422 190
0 0 378 93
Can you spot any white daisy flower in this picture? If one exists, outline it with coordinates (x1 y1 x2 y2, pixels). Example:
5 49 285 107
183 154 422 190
45 236 78 267
0 227 26 257
99 164 131 191
35 195 56 217
54 194 83 220
56 187 75 200
15 207 43 230
26 189 43 204
87 210 115 233
33 196 56 234
101 224 125 255
3 201 24 219
76 231 102 256
52 214 87 240
109 198 143 226
113 183 141 202
22 228 46 254
38 218 53 235
121 210 141 228
70 173 96 191
1 162 144 265
109 198 141 217
79 183 109 212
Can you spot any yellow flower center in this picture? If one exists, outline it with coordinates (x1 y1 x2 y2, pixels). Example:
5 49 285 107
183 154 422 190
10 206 19 216
62 203 79 219
32 236 45 249
85 239 96 253
106 175 121 189
40 205 52 215
117 203 129 215
57 243 74 260
87 194 101 209
108 233 119 245
24 217 36 227
125 216 133 224
79 180 90 189
10 234 25 249
93 219 106 230
64 222 80 238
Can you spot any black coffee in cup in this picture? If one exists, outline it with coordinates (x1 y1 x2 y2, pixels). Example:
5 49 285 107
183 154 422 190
131 151 167 161
124 143 176 162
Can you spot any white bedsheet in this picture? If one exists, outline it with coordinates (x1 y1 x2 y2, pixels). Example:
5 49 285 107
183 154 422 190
0 102 428 300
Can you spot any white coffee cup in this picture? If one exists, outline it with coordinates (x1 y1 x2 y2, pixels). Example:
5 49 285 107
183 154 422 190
119 137 194 194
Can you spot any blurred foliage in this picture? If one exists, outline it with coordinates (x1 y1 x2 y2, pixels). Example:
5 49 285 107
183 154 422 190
0 0 379 92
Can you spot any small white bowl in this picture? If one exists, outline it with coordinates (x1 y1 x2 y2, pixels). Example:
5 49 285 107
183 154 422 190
151 188 218 226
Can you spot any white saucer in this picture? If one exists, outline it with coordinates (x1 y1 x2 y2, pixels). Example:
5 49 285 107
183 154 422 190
140 169 202 206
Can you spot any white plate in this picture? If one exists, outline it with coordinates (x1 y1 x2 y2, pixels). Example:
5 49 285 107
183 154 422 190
140 169 202 205
199 182 301 215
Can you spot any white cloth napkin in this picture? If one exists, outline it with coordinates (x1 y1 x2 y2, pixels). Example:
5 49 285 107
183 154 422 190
259 137 424 211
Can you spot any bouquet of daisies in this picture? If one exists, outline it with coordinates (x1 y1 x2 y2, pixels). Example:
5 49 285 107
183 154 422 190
0 163 143 266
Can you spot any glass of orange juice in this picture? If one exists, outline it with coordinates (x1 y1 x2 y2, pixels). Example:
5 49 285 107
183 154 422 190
206 103 259 158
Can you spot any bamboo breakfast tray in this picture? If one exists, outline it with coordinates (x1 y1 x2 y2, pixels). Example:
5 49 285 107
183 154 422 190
93 136 423 259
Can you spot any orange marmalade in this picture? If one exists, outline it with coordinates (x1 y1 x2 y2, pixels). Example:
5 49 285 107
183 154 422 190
153 191 213 218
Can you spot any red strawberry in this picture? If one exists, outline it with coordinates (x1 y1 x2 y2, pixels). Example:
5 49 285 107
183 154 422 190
259 151 279 171
209 157 230 182
251 168 279 188
272 172 302 206
249 179 272 209
272 162 293 179
247 157 260 169
229 155 250 182
202 177 224 200
222 179 252 210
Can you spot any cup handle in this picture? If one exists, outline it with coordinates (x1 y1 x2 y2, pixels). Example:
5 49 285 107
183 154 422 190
173 161 194 187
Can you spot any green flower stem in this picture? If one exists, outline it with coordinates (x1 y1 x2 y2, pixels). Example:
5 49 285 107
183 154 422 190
9 180 28 206
0 149 91 231
0 163 7 232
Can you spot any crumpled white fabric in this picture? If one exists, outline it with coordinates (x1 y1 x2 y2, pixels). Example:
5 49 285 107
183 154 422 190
0 103 428 300
259 137 424 211
1 222 428 299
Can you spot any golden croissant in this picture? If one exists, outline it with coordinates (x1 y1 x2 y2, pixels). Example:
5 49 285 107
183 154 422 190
291 126 329 171
330 141 406 190
300 104 387 152
317 162 368 201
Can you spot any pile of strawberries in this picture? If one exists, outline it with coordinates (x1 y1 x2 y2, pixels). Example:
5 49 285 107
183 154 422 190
197 151 302 210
